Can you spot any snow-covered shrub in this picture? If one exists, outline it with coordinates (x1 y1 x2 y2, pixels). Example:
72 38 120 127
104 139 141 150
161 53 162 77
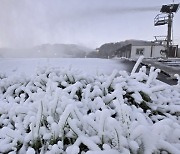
174 74 180 86
0 60 180 154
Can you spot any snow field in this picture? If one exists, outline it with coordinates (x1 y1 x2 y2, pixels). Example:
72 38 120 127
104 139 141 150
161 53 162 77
0 58 180 153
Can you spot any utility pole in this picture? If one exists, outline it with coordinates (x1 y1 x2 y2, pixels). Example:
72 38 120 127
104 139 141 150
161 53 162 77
167 13 173 57
154 3 179 58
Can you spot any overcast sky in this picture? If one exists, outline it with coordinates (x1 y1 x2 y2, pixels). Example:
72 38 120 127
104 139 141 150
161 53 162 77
0 0 180 48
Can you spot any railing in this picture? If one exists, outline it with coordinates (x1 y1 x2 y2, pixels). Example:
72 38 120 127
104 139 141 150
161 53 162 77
154 36 167 42
154 14 169 26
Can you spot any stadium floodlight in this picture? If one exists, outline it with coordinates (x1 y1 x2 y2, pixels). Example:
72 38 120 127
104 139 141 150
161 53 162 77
160 3 179 13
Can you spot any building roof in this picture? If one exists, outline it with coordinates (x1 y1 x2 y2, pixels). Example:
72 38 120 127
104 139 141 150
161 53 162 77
115 41 164 53
126 40 161 46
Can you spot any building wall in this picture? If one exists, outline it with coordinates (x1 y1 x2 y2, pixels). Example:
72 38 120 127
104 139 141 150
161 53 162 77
121 50 131 58
130 46 151 59
151 46 165 57
130 45 165 59
177 48 180 57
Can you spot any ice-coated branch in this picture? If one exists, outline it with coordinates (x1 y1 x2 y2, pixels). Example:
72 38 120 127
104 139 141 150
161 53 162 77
58 104 73 136
107 117 122 150
174 74 180 85
146 68 160 86
98 109 111 144
34 101 43 139
131 56 144 75
1 62 180 153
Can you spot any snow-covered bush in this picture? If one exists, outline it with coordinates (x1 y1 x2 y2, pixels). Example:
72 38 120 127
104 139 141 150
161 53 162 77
0 60 180 154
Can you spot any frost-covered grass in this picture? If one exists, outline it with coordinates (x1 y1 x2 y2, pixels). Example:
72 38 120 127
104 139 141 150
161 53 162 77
0 58 180 154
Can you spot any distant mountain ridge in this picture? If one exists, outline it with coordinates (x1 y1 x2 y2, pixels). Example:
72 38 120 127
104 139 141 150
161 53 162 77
0 44 92 58
1 41 179 58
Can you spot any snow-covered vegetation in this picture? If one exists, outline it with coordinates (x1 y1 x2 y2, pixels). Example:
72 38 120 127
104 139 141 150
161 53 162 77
0 57 180 154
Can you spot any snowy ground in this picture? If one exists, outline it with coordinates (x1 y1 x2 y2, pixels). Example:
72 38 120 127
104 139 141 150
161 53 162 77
0 57 180 154
0 58 128 76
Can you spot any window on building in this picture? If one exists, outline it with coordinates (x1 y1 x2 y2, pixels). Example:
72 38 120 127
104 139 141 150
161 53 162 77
136 48 144 55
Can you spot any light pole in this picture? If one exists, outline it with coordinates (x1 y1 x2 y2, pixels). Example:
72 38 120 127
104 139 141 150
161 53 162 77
167 12 173 57
154 3 179 58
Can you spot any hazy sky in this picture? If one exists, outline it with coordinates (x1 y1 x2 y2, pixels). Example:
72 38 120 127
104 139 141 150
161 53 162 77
0 0 180 48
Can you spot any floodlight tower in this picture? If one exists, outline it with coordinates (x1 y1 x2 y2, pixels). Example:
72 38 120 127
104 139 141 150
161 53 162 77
154 3 179 58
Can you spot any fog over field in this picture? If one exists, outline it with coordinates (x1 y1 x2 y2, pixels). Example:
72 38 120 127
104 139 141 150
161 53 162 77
0 0 179 54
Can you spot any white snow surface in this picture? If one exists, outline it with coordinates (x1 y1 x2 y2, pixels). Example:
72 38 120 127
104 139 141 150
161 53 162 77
0 58 180 154
0 58 127 76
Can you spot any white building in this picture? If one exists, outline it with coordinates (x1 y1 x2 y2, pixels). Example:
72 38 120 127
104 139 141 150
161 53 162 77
131 45 165 59
115 41 166 59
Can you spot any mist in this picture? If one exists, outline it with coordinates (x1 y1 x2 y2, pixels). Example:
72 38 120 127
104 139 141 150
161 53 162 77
0 0 160 47
0 0 179 58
